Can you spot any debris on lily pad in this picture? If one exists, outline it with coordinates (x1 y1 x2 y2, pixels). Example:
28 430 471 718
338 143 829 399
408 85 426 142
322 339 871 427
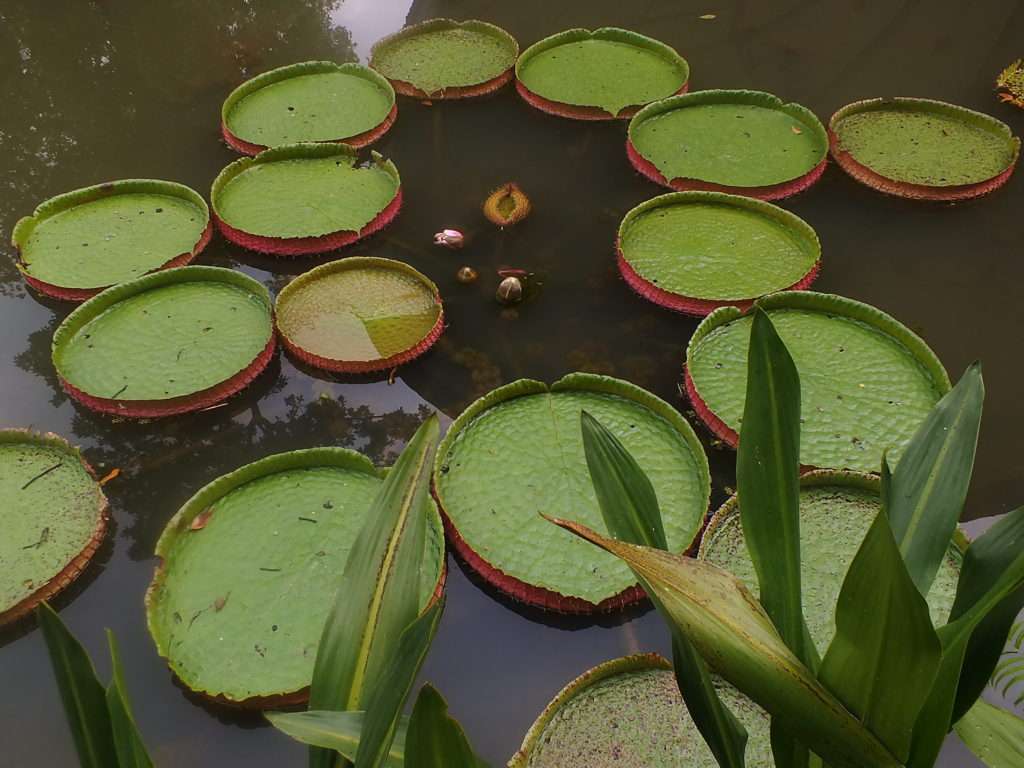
145 447 446 706
1 429 109 627
996 59 1024 109
483 183 531 227
12 180 211 301
221 61 397 155
51 266 275 418
275 257 444 374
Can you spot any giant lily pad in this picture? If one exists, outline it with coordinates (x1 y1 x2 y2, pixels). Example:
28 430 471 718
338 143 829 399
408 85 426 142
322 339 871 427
11 180 211 301
211 143 402 256
370 19 519 99
221 61 397 155
516 28 689 120
433 374 710 613
52 266 275 418
275 257 443 374
699 469 962 654
685 291 950 472
627 90 828 200
829 97 1020 200
509 654 773 768
617 192 820 316
0 430 108 627
145 447 446 706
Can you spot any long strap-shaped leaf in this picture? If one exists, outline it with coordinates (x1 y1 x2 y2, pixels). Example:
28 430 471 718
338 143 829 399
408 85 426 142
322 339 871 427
265 711 406 768
308 415 439 768
405 684 489 768
545 519 901 768
953 698 1024 767
105 630 153 768
887 363 984 597
37 603 117 768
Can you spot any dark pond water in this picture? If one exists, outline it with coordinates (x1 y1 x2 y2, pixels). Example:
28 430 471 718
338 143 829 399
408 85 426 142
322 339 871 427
1 1 1022 766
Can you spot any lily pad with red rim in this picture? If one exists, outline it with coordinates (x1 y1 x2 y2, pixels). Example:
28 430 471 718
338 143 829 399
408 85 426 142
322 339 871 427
433 374 710 614
144 447 446 707
211 143 402 256
617 192 820 316
828 97 1020 200
627 90 829 200
275 256 444 374
515 28 689 120
369 19 519 99
684 291 950 472
11 180 211 302
508 654 772 768
51 266 275 419
1 429 109 627
220 61 397 155
699 469 962 653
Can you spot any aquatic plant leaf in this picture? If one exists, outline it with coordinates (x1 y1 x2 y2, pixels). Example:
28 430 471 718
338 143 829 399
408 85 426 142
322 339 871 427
405 684 489 768
996 59 1024 109
105 630 153 768
308 415 438 768
546 519 901 768
355 598 445 768
36 603 117 768
266 711 405 767
992 618 1024 704
886 363 983 596
818 509 942 761
482 183 531 227
953 699 1024 768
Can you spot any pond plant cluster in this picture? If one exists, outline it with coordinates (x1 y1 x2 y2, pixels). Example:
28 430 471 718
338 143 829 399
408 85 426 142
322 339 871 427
3 16 1024 768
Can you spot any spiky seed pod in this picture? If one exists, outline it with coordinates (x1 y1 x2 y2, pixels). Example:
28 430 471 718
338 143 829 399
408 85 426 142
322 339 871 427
483 183 531 227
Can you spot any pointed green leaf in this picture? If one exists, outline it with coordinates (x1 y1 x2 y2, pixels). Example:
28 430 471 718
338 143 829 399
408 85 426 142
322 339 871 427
953 699 1024 768
308 415 440 768
405 684 489 768
818 510 941 761
36 603 117 768
887 363 984 596
105 630 153 768
266 711 405 767
546 518 901 768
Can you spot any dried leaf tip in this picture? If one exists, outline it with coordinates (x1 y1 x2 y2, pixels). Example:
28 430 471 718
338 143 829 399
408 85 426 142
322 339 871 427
483 182 531 227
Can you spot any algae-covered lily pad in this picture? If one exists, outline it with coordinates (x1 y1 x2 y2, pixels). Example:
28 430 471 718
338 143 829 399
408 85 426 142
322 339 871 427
699 470 962 653
628 90 828 200
685 291 950 472
211 143 401 256
829 97 1020 200
52 266 275 418
516 28 689 120
1 430 108 627
12 180 211 301
275 257 443 374
370 19 519 99
509 654 772 768
145 447 446 706
617 192 820 316
433 374 709 613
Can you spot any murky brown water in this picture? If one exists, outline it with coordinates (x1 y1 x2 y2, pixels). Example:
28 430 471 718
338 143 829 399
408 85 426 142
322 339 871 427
2 1 1022 766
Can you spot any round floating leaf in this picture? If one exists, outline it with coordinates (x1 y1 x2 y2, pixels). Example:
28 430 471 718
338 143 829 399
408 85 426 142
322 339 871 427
699 470 961 655
627 90 828 199
829 97 1020 200
685 291 950 472
370 19 518 99
145 447 446 706
221 61 396 154
0 430 108 626
11 180 210 301
516 28 689 119
509 654 772 768
433 374 710 613
617 192 820 316
51 266 274 418
211 143 401 255
275 257 443 374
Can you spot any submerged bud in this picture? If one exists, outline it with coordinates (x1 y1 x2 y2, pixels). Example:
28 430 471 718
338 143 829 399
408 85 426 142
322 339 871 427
456 266 478 283
496 276 523 305
433 229 465 248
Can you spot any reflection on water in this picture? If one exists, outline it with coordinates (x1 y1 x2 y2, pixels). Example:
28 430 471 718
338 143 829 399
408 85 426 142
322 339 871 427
1 1 1022 766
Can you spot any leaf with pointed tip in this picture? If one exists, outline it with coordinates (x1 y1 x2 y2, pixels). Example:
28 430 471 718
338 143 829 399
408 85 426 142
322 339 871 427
405 684 489 768
953 699 1024 768
266 711 405 768
308 415 440 768
105 630 153 768
545 517 901 768
887 363 984 597
36 603 117 768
